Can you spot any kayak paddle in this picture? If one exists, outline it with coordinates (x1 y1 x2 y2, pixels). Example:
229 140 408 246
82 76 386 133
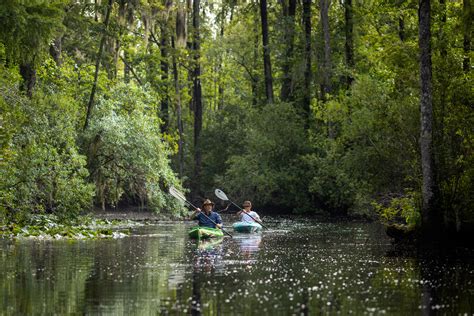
169 186 233 238
214 189 268 229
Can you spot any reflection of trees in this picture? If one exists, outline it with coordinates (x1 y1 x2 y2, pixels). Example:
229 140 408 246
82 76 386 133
369 256 422 313
191 272 202 315
5 222 472 314
370 247 474 314
0 223 188 314
0 240 94 314
417 248 474 314
82 224 187 314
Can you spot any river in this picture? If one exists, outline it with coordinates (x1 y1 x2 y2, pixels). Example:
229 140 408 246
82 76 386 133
1 217 473 314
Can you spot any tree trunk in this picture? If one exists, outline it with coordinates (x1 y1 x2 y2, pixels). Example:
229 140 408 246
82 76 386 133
84 0 113 130
94 0 99 22
302 0 312 127
119 0 131 83
439 0 447 59
438 0 447 160
260 0 274 104
252 11 260 107
176 5 187 47
218 5 226 110
113 39 120 79
437 0 447 158
397 0 407 41
192 0 203 199
320 0 332 101
160 24 170 133
395 5 406 95
418 0 440 235
124 50 130 83
19 62 36 98
280 0 296 102
320 0 334 137
399 16 406 41
463 0 471 72
344 0 354 87
172 36 184 178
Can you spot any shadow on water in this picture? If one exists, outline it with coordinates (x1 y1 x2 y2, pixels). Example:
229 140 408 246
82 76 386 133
385 241 474 314
1 218 473 314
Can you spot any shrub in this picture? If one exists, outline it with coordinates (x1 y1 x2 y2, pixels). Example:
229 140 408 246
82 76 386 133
0 83 93 222
83 83 183 214
373 193 421 230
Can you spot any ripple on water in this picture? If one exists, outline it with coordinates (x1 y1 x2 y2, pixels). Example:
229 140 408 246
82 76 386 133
1 219 474 314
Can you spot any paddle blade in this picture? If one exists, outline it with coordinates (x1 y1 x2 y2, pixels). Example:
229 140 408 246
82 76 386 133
214 189 229 201
169 186 187 203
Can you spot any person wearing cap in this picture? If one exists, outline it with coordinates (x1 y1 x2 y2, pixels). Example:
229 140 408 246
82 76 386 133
191 199 223 229
237 201 262 223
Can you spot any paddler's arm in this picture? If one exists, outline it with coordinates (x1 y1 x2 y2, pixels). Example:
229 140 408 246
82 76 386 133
189 208 201 220
252 212 262 223
215 212 223 229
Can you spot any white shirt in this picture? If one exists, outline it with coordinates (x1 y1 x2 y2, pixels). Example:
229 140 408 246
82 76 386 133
240 211 260 223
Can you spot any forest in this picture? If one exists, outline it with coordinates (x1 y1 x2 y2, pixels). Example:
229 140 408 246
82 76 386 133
0 0 472 240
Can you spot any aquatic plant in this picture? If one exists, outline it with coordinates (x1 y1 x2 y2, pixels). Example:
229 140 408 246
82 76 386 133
0 214 139 239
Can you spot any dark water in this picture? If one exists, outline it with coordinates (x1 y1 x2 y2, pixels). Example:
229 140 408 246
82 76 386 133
1 218 473 315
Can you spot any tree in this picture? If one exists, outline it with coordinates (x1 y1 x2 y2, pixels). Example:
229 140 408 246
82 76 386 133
344 0 354 87
463 0 471 72
160 22 170 133
171 36 185 179
0 1 66 97
320 0 332 101
280 0 297 102
418 0 440 234
156 0 174 133
302 0 312 127
84 0 114 130
260 0 274 104
192 0 204 199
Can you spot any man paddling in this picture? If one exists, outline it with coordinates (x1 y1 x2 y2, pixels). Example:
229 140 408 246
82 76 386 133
191 199 223 229
237 201 262 223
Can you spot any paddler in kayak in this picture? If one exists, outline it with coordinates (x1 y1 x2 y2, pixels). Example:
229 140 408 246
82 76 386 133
237 200 262 223
191 199 223 229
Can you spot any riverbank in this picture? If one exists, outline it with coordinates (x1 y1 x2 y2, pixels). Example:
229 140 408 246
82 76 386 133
90 208 374 223
92 210 177 222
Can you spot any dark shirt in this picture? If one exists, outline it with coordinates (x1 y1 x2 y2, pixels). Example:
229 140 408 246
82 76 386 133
196 211 222 228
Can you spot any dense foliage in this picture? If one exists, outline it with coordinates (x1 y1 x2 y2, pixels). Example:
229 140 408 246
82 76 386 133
0 0 472 237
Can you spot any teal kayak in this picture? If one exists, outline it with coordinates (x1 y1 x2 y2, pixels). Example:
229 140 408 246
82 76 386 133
188 226 224 239
232 221 262 233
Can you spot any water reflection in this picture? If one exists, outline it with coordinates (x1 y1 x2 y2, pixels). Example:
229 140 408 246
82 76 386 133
191 272 202 316
193 238 224 273
1 219 473 314
190 238 226 315
235 234 262 261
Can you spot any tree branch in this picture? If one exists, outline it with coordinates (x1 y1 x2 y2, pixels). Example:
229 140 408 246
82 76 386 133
119 55 143 86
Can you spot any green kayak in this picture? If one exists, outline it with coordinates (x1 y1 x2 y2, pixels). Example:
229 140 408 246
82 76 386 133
188 226 224 239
